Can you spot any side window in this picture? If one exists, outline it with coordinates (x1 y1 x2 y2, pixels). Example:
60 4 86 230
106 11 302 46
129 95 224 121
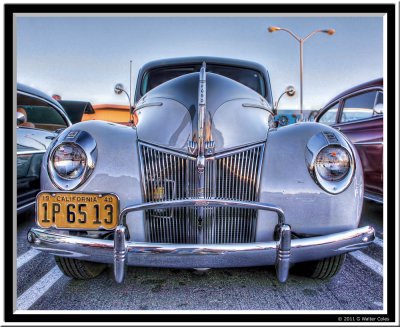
318 103 339 125
340 91 379 123
17 93 67 131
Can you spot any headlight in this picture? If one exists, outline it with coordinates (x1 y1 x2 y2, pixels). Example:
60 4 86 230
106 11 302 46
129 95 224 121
315 146 350 181
52 143 86 179
306 131 355 194
48 130 97 190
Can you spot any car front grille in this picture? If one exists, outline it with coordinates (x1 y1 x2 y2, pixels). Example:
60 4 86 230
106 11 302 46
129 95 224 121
139 142 264 244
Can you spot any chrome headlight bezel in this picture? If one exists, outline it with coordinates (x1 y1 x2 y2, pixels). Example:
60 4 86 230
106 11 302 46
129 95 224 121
306 131 355 194
48 130 97 190
315 145 352 182
51 143 87 180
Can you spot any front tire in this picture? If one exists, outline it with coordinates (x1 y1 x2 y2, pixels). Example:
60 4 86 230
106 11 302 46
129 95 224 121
55 256 106 279
292 254 346 279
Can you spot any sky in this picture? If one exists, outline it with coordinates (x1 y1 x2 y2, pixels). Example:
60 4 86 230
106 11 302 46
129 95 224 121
16 15 383 110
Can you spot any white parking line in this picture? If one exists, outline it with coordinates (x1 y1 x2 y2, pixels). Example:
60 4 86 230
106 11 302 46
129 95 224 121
16 266 64 310
16 249 41 269
374 237 384 248
350 251 383 277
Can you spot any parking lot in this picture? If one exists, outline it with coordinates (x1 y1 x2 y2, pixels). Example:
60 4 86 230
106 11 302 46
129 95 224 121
16 200 384 311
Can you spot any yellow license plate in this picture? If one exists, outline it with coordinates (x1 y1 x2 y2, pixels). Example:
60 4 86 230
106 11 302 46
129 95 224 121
36 192 119 230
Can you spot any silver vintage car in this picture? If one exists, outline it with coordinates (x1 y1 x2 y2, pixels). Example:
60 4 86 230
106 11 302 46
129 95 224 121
28 57 375 283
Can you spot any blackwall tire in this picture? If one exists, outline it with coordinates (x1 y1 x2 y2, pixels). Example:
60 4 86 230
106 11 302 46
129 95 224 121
55 256 106 279
292 254 346 279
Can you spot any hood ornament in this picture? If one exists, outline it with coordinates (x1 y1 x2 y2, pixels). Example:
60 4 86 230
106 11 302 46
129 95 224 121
196 62 207 199
195 62 208 243
188 62 215 157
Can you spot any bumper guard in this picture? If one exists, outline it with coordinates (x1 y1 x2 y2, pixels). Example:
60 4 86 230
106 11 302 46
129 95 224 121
28 199 375 283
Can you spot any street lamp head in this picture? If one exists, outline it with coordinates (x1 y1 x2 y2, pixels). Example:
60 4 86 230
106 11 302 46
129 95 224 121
323 28 336 35
267 26 335 120
268 26 281 33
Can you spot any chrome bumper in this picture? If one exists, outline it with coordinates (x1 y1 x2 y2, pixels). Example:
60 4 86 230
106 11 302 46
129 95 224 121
28 199 375 284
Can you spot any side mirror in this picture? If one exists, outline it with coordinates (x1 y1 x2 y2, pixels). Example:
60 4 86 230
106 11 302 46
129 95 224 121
114 83 125 95
374 103 383 115
285 85 295 97
274 85 296 115
114 83 135 121
17 111 27 125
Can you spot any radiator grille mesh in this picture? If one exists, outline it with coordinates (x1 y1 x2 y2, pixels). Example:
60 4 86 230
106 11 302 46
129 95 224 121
139 143 264 244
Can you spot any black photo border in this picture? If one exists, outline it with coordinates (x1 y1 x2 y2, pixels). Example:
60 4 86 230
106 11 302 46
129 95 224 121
4 2 396 325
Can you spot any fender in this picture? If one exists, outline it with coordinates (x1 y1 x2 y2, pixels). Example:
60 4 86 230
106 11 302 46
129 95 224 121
256 122 364 240
40 120 144 240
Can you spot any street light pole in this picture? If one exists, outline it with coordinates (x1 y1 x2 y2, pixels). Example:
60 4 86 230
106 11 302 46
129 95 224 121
268 26 335 121
299 38 304 121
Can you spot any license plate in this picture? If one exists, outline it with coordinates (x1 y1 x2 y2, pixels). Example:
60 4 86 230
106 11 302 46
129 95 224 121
36 192 119 230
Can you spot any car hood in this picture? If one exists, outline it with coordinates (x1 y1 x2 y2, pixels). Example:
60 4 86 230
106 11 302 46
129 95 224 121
135 72 272 154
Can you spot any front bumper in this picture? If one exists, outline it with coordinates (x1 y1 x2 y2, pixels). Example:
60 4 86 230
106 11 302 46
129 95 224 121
28 199 375 283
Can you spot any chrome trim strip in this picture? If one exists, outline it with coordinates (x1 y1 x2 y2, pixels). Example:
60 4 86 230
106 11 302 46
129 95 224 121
139 140 266 160
134 102 163 111
119 199 285 225
139 141 194 159
242 103 274 115
354 141 383 146
211 142 265 160
255 144 265 200
197 62 207 199
138 142 148 201
335 115 383 127
17 149 47 155
17 201 35 214
364 192 383 204
28 225 375 268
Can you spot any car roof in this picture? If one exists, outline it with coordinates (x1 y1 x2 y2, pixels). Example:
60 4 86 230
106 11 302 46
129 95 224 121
17 83 66 111
135 56 272 103
17 83 72 126
323 77 383 109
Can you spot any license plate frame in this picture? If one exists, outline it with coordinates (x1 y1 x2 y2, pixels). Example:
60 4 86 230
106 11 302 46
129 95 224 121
36 191 120 230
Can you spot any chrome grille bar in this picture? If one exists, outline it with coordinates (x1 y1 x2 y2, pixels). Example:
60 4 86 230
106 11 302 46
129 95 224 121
139 142 265 244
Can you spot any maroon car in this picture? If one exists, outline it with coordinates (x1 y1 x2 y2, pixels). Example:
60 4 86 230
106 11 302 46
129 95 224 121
315 78 383 203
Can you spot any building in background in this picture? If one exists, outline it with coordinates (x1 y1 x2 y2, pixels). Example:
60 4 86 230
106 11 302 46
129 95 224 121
82 104 136 126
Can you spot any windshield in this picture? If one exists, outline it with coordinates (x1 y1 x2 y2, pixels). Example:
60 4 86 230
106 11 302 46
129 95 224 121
141 64 266 97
